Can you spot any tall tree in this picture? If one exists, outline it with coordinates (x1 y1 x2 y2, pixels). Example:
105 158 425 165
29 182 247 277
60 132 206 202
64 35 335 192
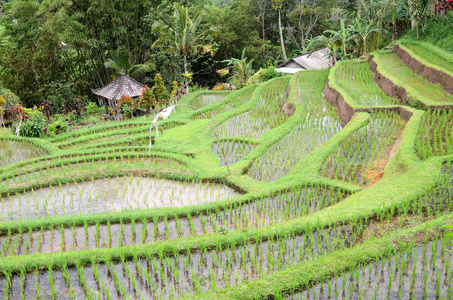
255 0 270 43
288 0 327 52
271 0 288 61
152 4 217 93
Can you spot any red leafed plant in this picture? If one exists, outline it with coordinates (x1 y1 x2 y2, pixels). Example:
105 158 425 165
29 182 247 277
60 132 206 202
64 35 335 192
436 0 453 13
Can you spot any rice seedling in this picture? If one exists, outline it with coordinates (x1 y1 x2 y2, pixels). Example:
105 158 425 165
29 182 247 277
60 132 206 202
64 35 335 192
0 176 239 222
0 224 358 299
212 140 255 166
0 139 48 167
193 86 257 119
321 110 405 186
334 60 399 107
215 78 290 139
248 70 342 182
416 109 453 159
288 239 453 300
0 185 346 256
190 93 228 109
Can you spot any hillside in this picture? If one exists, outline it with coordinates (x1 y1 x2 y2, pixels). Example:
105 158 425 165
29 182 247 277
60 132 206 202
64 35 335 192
0 28 453 299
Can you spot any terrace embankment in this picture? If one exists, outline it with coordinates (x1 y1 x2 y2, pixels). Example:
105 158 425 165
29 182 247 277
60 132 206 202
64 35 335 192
393 44 453 94
323 78 413 124
323 79 355 124
367 55 408 106
368 52 453 110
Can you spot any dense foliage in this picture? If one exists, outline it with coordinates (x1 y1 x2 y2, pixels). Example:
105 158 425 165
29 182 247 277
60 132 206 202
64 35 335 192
0 0 447 110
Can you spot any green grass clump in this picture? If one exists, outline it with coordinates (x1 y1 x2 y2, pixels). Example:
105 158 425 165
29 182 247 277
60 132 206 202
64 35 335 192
402 15 453 52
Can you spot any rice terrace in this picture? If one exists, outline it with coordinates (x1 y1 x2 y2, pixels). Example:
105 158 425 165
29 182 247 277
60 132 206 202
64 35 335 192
1 1 453 299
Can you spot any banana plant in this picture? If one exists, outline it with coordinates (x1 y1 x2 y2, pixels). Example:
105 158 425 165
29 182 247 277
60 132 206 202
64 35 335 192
324 19 355 59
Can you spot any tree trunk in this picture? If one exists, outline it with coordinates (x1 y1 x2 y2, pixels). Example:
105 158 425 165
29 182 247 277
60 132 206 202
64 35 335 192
104 100 109 115
278 9 288 61
392 22 397 42
408 0 417 29
184 53 189 95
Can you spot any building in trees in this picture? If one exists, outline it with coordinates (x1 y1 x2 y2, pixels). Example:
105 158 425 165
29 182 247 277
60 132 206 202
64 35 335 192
275 48 330 74
92 70 145 114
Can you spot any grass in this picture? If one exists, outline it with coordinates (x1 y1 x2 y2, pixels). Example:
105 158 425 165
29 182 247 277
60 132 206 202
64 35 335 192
373 51 453 105
398 40 453 75
416 109 453 160
248 70 342 182
0 48 452 299
334 60 399 107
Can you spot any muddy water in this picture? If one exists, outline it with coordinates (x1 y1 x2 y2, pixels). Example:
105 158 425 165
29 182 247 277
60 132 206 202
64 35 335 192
0 140 48 168
0 176 239 222
288 239 453 300
212 141 255 166
1 226 356 299
0 187 345 256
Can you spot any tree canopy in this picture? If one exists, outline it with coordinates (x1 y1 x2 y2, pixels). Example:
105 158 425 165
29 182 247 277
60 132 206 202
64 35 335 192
0 0 437 108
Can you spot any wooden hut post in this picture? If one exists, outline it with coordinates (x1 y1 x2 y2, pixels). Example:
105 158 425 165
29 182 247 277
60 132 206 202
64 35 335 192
104 99 109 114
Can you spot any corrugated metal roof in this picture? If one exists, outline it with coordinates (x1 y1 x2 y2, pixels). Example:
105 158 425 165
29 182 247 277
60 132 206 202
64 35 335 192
275 67 303 74
277 48 331 70
92 72 146 101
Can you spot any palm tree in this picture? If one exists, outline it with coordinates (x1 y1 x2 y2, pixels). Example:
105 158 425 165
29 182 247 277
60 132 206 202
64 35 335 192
152 4 217 93
104 52 156 80
348 17 381 55
324 19 354 59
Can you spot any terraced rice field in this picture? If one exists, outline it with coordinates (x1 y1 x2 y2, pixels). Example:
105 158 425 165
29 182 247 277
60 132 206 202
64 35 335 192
334 60 399 107
1 42 453 300
373 51 453 104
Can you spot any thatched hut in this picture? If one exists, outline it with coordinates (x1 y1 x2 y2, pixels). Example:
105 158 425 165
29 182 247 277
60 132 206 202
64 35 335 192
92 70 146 114
1 100 13 119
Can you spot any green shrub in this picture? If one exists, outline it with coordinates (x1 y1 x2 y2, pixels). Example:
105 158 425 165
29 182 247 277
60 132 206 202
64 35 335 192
260 66 282 82
13 108 46 137
85 102 103 115
48 120 68 135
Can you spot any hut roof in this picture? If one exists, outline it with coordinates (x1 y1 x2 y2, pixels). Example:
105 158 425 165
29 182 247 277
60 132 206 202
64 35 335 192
2 101 12 111
276 48 331 74
92 70 146 101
